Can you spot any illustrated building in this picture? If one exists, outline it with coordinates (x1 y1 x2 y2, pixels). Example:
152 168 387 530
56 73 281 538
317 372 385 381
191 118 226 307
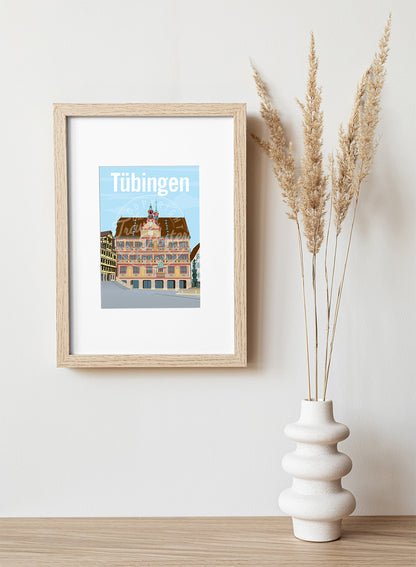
100 231 117 281
114 204 191 290
190 243 200 287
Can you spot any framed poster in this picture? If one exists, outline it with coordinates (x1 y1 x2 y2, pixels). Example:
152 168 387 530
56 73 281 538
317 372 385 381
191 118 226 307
54 103 246 367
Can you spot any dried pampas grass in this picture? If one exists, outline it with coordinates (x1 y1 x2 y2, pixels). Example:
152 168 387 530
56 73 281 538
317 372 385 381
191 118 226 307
252 16 391 401
298 33 328 257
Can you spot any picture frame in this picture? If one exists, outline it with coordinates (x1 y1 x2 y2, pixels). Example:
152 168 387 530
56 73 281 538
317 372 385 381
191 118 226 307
54 103 246 367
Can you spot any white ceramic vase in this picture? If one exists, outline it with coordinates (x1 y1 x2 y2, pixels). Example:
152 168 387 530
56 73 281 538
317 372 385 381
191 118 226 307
279 400 356 542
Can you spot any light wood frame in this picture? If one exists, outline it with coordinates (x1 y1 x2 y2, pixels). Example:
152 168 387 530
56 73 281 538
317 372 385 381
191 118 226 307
54 103 246 368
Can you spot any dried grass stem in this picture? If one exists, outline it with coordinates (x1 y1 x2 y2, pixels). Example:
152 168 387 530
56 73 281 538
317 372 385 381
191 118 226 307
252 15 391 401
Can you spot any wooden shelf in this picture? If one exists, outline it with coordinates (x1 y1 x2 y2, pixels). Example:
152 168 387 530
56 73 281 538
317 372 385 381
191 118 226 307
0 516 414 565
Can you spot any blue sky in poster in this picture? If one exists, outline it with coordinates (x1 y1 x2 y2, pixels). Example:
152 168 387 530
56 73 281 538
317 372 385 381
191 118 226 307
99 166 200 251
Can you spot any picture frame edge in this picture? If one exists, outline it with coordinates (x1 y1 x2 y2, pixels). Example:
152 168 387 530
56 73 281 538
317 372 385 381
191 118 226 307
54 103 247 368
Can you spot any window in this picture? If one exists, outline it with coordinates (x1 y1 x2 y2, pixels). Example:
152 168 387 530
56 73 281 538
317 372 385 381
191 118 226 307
155 280 164 289
117 241 124 249
180 266 187 274
146 239 152 248
168 266 174 274
123 254 128 261
120 266 127 274
146 267 152 274
159 239 164 248
117 254 122 260
167 280 175 289
143 280 151 289
126 241 133 248
133 266 140 274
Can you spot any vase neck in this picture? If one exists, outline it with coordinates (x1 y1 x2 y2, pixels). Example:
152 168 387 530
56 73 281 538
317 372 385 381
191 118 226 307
299 400 335 424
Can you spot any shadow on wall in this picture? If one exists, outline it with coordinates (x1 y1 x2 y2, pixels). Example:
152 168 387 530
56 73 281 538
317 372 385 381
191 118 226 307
80 114 303 377
346 424 411 514
356 146 408 243
246 114 269 371
246 112 302 375
75 115 269 378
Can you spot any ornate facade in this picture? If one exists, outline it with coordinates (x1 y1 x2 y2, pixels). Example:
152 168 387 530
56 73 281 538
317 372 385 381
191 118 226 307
100 231 117 281
114 204 191 290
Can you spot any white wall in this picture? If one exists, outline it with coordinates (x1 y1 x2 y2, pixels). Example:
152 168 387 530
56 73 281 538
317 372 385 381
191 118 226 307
0 0 415 516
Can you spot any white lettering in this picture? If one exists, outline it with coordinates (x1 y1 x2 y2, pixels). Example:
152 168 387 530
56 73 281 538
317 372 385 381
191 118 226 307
111 172 120 192
179 177 189 192
120 175 130 192
169 177 178 192
158 177 168 196
131 173 141 192
147 177 157 192
110 172 190 195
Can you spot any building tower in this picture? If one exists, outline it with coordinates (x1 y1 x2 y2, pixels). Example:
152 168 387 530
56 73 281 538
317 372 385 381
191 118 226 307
147 203 154 220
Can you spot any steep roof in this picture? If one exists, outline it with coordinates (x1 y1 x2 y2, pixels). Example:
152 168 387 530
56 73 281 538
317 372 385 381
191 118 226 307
115 217 190 238
100 230 113 237
190 243 200 261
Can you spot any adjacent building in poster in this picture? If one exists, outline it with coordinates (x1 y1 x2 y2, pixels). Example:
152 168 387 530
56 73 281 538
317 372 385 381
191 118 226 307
100 231 117 281
190 243 200 287
114 204 192 290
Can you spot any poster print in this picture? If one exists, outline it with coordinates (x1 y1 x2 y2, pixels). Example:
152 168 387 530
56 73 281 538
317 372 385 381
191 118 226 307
99 166 200 309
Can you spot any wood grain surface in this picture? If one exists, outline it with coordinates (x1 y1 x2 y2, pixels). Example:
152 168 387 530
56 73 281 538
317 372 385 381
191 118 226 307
0 516 414 566
54 103 247 368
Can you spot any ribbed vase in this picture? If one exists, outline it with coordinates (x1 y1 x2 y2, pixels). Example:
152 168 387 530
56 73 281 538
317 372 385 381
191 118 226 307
279 400 355 542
